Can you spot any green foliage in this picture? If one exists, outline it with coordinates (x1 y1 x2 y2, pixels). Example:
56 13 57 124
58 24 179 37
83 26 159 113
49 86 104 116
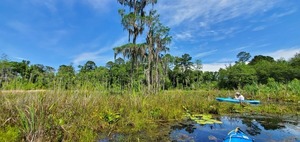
252 60 273 84
218 63 257 89
102 112 121 124
287 79 300 95
79 61 97 73
170 54 194 88
0 126 20 142
269 60 293 82
20 105 38 132
78 128 96 142
237 51 251 63
249 55 275 65
289 52 300 67
150 108 162 119
243 83 259 96
266 78 279 92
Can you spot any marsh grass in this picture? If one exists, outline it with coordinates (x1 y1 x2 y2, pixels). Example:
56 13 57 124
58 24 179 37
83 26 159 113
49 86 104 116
0 88 299 141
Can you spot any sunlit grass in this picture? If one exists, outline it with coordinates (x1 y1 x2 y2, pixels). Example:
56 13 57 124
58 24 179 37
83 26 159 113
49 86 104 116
0 88 299 141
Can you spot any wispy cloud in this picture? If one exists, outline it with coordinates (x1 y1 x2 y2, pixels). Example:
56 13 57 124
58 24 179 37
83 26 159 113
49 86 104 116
72 48 112 66
255 43 271 48
157 0 285 42
252 26 266 31
231 46 250 52
84 0 114 12
175 31 192 40
158 0 281 27
72 36 127 66
265 47 300 60
216 58 236 64
29 0 58 13
270 8 297 19
229 43 271 53
195 49 217 58
29 0 114 13
12 56 28 61
7 21 32 35
210 26 245 41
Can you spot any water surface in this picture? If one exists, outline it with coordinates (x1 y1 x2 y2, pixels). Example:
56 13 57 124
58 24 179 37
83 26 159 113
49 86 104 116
170 115 300 142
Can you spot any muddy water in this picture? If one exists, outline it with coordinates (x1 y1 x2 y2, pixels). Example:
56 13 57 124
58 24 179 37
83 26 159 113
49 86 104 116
170 115 300 142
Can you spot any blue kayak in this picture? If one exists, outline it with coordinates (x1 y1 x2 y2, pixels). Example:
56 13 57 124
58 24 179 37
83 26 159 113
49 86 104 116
216 97 260 104
223 127 254 142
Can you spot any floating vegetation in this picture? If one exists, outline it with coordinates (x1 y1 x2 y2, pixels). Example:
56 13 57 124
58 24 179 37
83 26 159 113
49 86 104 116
189 114 222 125
183 106 222 125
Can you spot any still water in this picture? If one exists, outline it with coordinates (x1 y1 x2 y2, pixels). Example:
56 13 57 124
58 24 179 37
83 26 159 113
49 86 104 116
170 115 300 142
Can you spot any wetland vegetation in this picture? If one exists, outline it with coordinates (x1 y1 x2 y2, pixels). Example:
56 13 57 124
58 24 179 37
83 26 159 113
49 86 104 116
1 88 299 141
1 0 300 141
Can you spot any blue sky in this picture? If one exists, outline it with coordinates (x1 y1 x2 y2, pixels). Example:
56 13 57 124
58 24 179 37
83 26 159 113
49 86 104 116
1 0 300 71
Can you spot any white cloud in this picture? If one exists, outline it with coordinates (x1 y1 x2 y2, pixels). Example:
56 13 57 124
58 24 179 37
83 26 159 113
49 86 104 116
265 47 300 60
201 57 236 72
202 63 227 72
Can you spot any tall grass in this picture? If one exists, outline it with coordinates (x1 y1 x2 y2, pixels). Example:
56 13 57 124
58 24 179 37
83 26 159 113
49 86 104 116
243 79 300 103
0 88 299 141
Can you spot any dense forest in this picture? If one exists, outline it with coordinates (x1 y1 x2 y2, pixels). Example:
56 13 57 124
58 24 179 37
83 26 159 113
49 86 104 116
1 52 300 92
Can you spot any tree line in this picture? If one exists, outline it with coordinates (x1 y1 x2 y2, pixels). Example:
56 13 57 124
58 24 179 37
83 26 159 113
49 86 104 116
1 52 300 92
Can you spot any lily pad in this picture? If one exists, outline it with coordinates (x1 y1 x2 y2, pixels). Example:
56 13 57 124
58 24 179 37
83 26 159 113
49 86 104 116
186 114 222 124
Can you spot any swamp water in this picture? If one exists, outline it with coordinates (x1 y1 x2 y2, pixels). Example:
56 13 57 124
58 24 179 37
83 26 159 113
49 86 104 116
170 115 300 142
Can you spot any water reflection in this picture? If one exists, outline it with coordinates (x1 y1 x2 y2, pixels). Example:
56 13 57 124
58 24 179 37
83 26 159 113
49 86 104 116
170 115 300 142
171 121 197 134
245 119 261 136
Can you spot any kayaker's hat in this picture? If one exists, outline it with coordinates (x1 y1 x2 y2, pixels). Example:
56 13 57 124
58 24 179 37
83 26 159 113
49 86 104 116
235 92 240 95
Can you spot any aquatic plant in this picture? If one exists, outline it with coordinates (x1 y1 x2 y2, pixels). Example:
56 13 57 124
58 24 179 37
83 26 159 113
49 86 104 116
183 106 222 125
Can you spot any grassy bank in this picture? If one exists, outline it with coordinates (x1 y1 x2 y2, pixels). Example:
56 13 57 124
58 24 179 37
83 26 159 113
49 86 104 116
0 89 299 141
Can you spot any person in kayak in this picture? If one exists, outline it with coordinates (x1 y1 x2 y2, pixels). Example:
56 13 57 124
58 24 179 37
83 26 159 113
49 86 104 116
234 92 244 101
